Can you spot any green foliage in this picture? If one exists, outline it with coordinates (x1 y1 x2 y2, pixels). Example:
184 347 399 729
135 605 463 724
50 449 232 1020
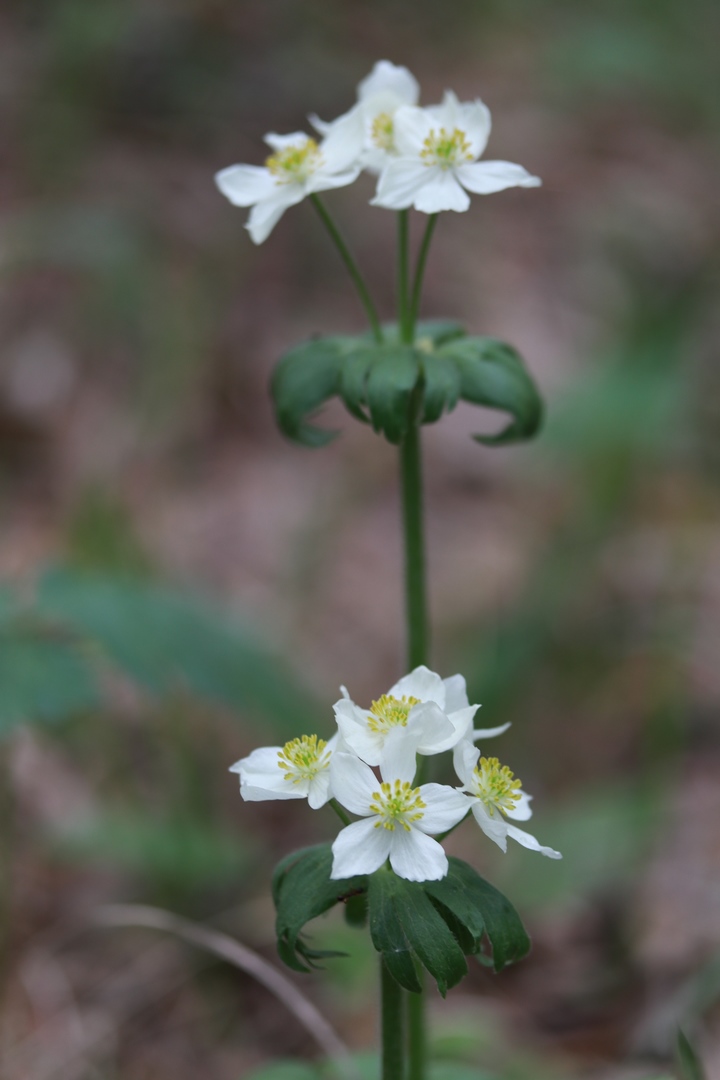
0 635 99 735
677 1029 706 1080
243 1064 320 1080
272 844 367 972
0 568 321 739
272 846 530 995
270 325 543 448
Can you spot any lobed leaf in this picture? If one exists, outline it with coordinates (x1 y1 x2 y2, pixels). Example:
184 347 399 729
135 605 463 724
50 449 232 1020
273 844 367 972
271 336 352 447
364 345 422 444
368 868 468 997
440 337 543 445
420 353 463 424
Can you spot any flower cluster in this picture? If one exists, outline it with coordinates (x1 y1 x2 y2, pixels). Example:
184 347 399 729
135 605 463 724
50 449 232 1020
230 665 561 883
215 60 540 243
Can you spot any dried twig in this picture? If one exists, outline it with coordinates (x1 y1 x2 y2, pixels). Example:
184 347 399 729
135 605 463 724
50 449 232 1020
93 903 360 1080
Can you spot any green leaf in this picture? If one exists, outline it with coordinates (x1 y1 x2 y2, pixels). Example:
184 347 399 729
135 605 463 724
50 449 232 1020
338 346 375 423
368 867 468 997
374 320 466 347
271 336 350 447
677 1029 706 1080
440 337 543 445
273 844 367 973
0 636 99 735
365 345 421 444
420 353 462 424
35 569 320 735
425 858 530 972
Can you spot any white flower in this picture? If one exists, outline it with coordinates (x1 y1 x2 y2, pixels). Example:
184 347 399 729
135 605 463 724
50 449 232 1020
229 733 339 809
454 743 562 859
215 129 361 244
330 751 469 881
372 90 541 214
311 60 420 174
333 665 484 780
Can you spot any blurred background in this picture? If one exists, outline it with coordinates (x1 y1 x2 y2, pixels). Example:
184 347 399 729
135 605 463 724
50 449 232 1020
1 1 719 1077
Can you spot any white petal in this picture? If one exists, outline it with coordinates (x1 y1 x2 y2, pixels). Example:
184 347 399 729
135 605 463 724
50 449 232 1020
453 740 480 785
443 674 469 712
319 110 365 172
392 105 434 156
307 165 362 194
358 61 419 107
456 161 541 195
441 705 478 749
504 790 533 821
389 665 445 706
379 726 422 785
388 827 448 881
308 112 332 136
471 801 509 852
308 769 333 809
245 188 304 245
411 701 455 754
229 746 280 776
414 170 470 214
506 823 562 859
215 165 276 207
415 784 470 834
334 701 384 766
331 818 392 878
472 722 511 741
241 779 308 802
263 131 312 151
372 159 430 210
329 752 379 815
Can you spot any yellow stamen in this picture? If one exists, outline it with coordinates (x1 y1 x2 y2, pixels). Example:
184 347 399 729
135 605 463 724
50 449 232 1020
420 127 473 169
369 779 426 832
277 735 331 784
371 112 395 151
367 694 421 734
472 756 522 817
265 138 322 183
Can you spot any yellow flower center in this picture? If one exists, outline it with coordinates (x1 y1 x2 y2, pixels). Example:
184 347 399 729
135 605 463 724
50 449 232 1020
367 694 421 734
471 756 522 817
265 138 322 183
369 779 426 831
371 111 395 151
277 735 331 783
420 127 473 169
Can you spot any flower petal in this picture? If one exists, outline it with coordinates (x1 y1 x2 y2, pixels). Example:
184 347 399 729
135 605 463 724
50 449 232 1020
411 701 458 754
506 823 562 859
372 159 430 210
358 60 419 107
505 790 533 821
428 93 491 159
453 740 480 786
329 752 379 815
264 131 313 152
308 768 333 809
334 699 384 766
443 705 478 748
319 111 365 172
388 826 448 881
389 665 446 706
246 187 304 245
215 165 276 207
472 722 511 741
379 726 422 785
307 165 362 194
470 800 509 852
415 784 470 834
456 160 541 195
414 169 470 214
331 817 392 878
392 105 434 156
442 674 469 712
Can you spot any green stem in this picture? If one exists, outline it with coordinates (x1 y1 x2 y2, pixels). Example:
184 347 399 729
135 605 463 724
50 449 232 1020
409 214 438 337
381 959 405 1080
407 988 426 1080
400 416 428 671
329 798 351 827
310 194 383 343
397 209 411 344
